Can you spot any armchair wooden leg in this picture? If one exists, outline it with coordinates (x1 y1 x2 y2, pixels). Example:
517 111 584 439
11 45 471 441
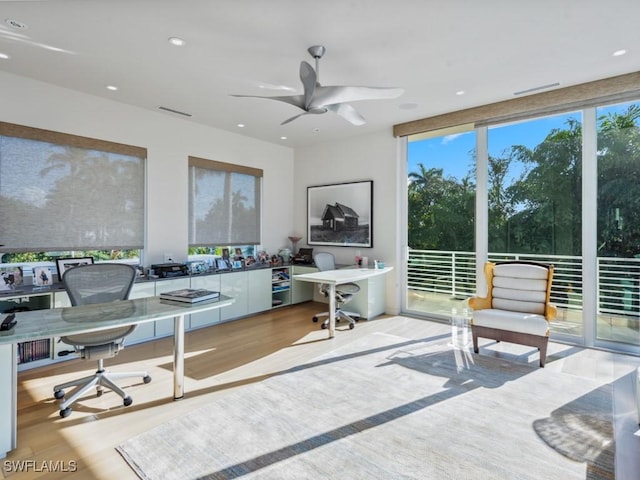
472 330 479 354
538 339 549 367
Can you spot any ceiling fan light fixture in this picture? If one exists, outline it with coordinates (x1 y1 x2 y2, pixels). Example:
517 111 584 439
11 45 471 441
231 45 404 126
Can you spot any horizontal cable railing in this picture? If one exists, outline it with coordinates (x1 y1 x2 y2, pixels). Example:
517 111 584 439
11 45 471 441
407 250 640 318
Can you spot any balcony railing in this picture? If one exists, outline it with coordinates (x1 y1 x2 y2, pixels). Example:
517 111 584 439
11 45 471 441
407 250 640 319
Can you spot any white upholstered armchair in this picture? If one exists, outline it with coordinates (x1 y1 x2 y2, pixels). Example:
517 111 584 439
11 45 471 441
468 261 557 367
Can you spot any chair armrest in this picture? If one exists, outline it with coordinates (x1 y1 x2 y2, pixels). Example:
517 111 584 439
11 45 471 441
545 303 558 321
469 296 491 310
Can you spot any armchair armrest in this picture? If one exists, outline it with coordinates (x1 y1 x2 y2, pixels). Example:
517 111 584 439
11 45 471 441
545 303 558 321
468 296 491 310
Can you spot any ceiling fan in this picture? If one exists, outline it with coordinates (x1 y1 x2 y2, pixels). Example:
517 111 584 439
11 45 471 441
232 45 404 126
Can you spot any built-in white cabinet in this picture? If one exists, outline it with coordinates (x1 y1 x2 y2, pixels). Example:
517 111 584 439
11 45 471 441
189 275 222 329
127 282 159 342
220 271 248 321
271 266 291 307
291 265 316 304
154 278 190 336
248 268 273 313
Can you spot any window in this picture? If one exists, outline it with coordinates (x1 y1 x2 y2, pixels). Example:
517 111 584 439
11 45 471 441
188 157 262 247
0 122 146 258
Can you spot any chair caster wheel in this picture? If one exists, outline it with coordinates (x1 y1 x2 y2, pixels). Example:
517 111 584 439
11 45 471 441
60 407 72 418
54 389 65 400
312 316 318 323
321 323 328 329
123 396 133 407
143 375 152 384
349 323 355 330
96 389 103 397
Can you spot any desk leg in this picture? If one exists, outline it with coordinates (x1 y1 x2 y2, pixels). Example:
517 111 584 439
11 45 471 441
328 284 336 338
173 314 185 400
0 343 17 458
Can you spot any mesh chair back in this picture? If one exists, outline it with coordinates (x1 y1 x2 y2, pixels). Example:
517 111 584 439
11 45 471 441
314 252 336 272
63 263 137 306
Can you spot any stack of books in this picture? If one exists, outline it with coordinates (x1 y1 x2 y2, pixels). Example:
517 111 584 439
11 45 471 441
159 288 220 303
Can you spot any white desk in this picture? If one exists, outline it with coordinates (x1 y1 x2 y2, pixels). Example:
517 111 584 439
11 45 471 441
294 266 393 338
0 295 233 458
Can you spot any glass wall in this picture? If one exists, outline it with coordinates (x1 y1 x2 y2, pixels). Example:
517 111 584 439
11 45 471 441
596 101 640 346
406 128 476 318
487 112 584 337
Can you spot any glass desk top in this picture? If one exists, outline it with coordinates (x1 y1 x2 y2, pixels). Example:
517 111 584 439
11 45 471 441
0 295 234 345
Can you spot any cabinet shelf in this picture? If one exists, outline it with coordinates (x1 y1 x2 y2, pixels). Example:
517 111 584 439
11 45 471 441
271 267 291 307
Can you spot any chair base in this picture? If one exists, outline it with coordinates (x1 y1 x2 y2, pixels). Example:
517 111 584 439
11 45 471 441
54 367 151 417
312 309 360 330
471 324 549 367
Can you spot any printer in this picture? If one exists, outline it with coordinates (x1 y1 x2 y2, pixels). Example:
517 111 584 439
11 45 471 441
150 263 189 278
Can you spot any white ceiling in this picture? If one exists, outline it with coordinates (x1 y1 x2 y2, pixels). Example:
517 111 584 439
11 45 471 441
0 0 639 148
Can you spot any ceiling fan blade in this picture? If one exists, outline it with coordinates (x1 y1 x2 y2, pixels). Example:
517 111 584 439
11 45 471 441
326 103 366 126
230 93 305 110
280 112 310 125
311 85 404 108
299 61 316 109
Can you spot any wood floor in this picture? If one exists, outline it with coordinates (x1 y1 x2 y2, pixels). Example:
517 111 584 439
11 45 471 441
4 303 406 479
3 302 640 479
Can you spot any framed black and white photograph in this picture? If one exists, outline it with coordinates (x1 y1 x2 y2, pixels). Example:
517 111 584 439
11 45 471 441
56 257 94 281
307 180 373 247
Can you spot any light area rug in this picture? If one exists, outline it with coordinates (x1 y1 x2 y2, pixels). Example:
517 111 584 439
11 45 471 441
117 332 614 480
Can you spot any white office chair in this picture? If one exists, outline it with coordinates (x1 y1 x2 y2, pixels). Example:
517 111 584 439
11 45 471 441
312 252 360 330
53 263 151 418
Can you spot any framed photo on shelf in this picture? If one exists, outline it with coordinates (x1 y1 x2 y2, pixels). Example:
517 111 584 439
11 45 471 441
56 257 94 281
307 180 373 247
0 266 23 291
33 266 54 287
216 258 230 271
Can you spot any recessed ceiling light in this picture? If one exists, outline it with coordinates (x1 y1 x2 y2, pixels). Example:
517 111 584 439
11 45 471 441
237 123 245 128
280 136 287 140
0 53 10 60
456 90 465 96
106 85 118 91
168 37 186 47
5 19 28 30
613 49 627 57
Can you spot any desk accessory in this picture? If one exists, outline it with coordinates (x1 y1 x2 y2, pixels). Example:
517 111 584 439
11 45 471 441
159 289 220 303
0 313 17 335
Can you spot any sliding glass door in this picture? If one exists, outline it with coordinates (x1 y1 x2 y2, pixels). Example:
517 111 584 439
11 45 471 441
487 112 584 339
596 101 640 347
403 99 640 354
405 128 476 319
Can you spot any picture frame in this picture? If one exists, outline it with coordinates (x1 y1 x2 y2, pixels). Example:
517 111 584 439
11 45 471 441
307 180 373 247
33 266 54 287
215 258 230 271
56 257 94 281
0 266 23 291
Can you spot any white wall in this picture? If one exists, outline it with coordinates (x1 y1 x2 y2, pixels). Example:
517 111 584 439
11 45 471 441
293 131 402 314
0 71 295 265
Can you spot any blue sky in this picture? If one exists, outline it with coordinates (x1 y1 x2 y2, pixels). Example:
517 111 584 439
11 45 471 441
408 102 634 181
407 112 579 181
